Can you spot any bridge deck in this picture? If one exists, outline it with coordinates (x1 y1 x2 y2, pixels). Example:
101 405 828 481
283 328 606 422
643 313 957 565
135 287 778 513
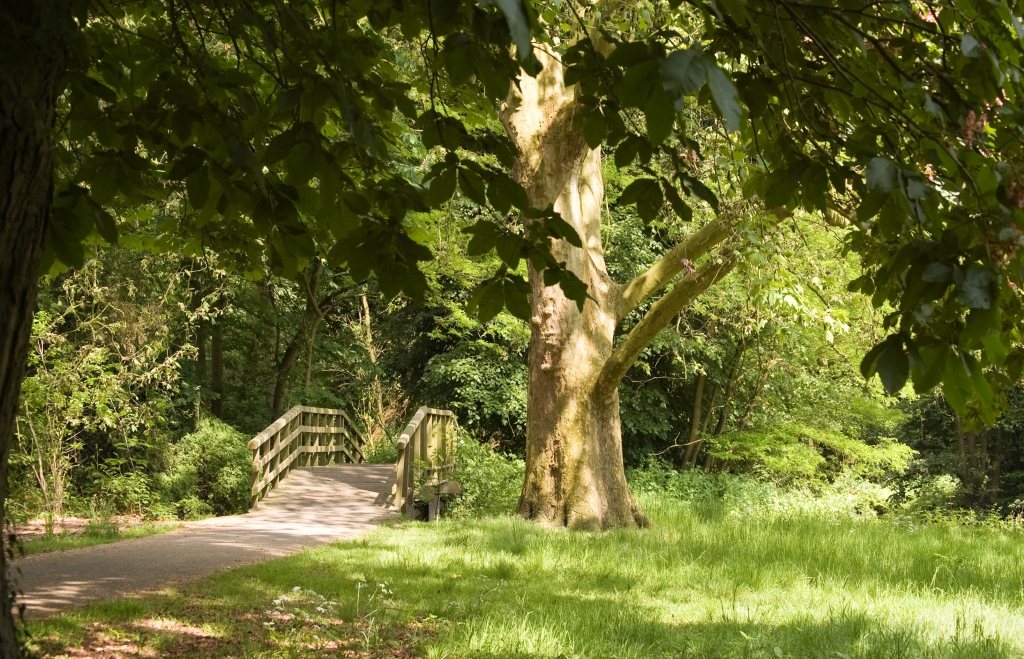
11 464 396 618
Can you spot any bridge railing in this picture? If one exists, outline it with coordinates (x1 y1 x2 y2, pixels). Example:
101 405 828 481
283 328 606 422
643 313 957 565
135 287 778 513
394 406 457 519
248 405 366 508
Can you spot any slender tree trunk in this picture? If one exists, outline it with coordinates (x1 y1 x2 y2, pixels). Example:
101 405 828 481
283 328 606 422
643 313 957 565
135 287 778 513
955 414 966 477
714 341 745 436
211 314 224 419
701 383 719 435
501 46 737 528
682 372 707 468
303 321 318 388
1 3 70 653
738 358 778 431
361 294 385 434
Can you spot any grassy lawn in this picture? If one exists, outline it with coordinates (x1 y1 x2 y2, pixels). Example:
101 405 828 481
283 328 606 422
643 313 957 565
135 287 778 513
26 496 1024 658
14 521 182 557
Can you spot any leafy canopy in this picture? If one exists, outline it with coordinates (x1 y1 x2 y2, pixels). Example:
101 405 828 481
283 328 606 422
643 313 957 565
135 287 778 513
52 0 1024 426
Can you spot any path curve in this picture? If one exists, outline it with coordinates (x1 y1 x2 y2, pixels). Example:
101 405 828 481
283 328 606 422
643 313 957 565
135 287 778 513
10 465 396 618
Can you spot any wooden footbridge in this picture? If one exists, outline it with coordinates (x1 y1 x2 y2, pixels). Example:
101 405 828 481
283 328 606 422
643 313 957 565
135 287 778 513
248 404 457 518
11 404 456 617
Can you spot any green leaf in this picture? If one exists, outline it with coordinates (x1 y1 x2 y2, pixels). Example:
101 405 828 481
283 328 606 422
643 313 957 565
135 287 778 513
663 182 693 221
876 334 909 394
615 136 644 168
502 276 531 321
607 42 652 68
705 62 743 132
542 212 583 247
910 342 947 393
264 130 298 165
643 86 675 146
860 341 887 379
187 164 210 208
661 49 705 105
959 266 992 309
167 148 207 180
921 262 952 283
557 268 589 311
583 110 608 149
458 167 488 206
88 201 118 244
463 221 501 256
425 164 457 208
619 178 663 222
801 166 828 212
488 0 541 75
616 59 661 108
866 157 897 193
680 174 719 211
470 279 505 322
495 234 522 268
488 173 529 213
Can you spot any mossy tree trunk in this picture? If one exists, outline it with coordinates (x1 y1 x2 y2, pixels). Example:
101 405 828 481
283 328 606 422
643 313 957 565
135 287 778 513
501 47 739 529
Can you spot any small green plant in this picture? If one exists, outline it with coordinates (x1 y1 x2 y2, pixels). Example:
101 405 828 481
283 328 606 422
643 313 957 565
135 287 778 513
362 435 398 464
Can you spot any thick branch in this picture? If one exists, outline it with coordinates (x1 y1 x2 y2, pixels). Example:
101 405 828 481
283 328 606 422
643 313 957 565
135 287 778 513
597 250 739 399
616 219 731 318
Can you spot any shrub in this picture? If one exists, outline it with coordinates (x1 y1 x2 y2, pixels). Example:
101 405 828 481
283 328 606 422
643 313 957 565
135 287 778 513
706 422 915 483
896 473 965 514
362 435 398 464
447 431 524 518
159 418 252 518
628 462 896 520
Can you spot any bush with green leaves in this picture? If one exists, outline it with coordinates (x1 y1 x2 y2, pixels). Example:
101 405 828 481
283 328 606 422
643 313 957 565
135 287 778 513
706 422 914 484
447 431 524 519
629 462 899 520
158 417 251 519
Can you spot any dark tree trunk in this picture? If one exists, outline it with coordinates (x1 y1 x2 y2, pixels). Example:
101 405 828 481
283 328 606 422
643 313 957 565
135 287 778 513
738 359 778 431
714 342 745 436
211 316 224 418
682 372 707 468
196 321 208 388
273 337 302 418
0 3 71 654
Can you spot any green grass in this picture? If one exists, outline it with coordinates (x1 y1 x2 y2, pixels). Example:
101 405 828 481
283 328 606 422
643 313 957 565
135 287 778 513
16 520 181 556
27 496 1024 658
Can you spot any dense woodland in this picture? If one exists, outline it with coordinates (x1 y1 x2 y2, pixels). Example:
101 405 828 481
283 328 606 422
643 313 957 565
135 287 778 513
10 179 1024 525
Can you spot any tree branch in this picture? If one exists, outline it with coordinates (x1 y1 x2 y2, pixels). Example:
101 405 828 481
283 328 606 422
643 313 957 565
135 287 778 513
597 249 740 399
616 219 732 319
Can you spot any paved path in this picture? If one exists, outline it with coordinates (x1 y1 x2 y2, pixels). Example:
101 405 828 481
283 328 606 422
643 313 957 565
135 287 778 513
10 465 396 618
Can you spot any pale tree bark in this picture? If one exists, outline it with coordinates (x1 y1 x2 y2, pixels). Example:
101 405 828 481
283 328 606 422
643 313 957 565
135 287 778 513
1 2 72 653
501 46 739 528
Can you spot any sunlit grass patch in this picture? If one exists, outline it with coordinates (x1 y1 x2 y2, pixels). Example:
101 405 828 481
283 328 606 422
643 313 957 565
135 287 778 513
15 521 181 556
26 495 1024 658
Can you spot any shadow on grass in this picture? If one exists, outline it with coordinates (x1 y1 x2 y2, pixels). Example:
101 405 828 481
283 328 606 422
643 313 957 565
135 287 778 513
26 511 1024 658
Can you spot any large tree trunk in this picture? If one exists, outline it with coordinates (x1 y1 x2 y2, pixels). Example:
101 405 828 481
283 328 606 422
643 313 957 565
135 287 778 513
1 2 70 653
502 47 737 528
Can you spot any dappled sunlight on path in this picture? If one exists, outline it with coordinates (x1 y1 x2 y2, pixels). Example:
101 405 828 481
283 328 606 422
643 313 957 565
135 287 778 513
10 465 396 618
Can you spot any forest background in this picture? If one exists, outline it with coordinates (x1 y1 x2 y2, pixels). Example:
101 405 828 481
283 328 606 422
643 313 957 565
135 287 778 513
10 156 1023 528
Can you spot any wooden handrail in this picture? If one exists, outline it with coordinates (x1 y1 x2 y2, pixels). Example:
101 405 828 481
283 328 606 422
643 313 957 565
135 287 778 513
248 405 366 508
393 406 456 519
